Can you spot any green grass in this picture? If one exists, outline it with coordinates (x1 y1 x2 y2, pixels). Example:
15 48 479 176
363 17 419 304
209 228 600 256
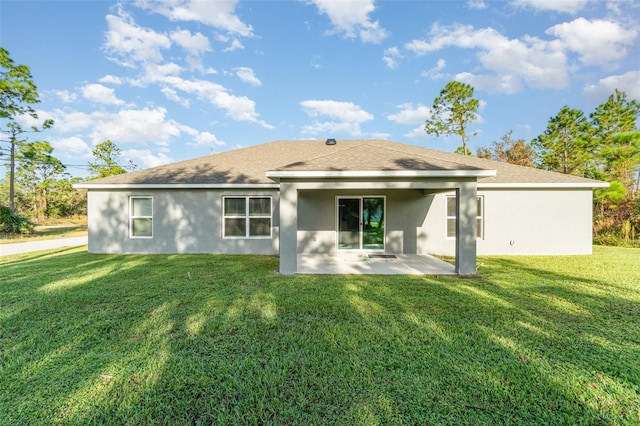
0 226 87 244
1 247 639 425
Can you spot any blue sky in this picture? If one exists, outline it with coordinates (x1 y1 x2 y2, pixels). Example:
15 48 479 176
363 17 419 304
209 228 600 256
1 0 638 177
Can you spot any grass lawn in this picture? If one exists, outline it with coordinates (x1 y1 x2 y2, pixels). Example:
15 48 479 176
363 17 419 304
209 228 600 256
0 226 87 244
1 246 639 425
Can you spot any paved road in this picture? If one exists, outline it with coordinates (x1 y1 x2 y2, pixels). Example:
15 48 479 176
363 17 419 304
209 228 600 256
0 237 88 257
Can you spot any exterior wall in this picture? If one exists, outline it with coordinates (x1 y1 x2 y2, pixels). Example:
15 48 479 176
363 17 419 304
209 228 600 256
296 189 431 254
421 188 594 256
88 186 595 257
87 189 279 254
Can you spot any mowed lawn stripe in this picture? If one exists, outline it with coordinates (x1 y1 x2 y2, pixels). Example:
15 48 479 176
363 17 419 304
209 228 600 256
0 246 638 425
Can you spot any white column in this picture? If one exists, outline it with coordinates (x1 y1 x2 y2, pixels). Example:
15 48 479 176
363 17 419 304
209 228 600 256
456 181 478 275
279 181 298 275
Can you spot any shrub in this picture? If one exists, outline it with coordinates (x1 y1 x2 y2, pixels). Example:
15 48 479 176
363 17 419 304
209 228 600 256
0 206 35 234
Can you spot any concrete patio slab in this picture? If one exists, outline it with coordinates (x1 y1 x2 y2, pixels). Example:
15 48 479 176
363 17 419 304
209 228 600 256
297 253 456 275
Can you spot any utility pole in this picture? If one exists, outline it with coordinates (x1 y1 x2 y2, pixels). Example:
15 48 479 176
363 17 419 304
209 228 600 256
9 134 15 212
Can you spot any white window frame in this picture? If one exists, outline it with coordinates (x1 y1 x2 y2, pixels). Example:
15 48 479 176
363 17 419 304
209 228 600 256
223 196 272 239
129 196 153 239
446 195 484 240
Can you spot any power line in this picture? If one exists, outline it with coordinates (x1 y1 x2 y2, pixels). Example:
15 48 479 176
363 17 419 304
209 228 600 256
0 148 130 172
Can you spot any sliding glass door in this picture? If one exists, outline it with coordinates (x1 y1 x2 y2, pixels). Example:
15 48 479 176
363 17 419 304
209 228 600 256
337 197 385 250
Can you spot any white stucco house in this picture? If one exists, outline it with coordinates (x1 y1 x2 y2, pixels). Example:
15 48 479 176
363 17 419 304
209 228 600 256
75 139 608 275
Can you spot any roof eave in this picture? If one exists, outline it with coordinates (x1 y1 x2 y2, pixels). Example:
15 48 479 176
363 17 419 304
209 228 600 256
479 182 610 189
73 183 280 190
266 169 497 180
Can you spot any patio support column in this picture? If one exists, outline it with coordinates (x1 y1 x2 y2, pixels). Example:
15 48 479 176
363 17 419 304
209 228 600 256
456 181 478 275
279 181 298 275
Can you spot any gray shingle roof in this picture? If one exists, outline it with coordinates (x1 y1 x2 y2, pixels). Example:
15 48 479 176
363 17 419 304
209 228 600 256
79 139 607 187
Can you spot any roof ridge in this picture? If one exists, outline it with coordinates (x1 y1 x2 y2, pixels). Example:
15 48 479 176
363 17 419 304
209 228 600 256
81 139 608 187
275 140 370 167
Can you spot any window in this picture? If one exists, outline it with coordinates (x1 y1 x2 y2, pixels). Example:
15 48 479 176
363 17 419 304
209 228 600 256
223 196 272 238
130 196 153 238
446 195 483 239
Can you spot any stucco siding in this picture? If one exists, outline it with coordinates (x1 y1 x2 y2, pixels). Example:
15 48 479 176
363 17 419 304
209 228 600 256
422 189 594 256
87 189 279 254
296 189 431 254
87 186 595 257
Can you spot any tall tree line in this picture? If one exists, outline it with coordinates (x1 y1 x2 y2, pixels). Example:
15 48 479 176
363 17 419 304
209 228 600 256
1 46 132 227
0 138 132 224
473 89 639 245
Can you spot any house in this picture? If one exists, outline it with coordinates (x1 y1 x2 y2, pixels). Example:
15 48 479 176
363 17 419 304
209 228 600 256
75 139 608 275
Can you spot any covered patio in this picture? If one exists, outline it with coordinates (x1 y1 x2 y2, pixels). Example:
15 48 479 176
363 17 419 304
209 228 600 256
265 140 497 276
297 253 456 275
275 178 491 276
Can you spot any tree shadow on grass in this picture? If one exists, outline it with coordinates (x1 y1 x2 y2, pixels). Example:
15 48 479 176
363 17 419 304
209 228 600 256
346 257 640 424
0 250 638 425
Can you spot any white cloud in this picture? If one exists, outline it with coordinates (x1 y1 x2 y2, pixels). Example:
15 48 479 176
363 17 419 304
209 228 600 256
134 0 253 37
300 99 373 136
510 0 591 14
309 0 389 44
161 87 190 107
170 29 211 56
301 100 373 122
403 17 635 95
405 23 569 92
584 70 640 101
387 103 431 125
54 90 78 103
42 106 227 160
383 46 401 69
546 18 637 66
193 131 224 147
104 10 171 66
216 34 245 52
161 75 271 126
87 107 182 145
223 38 245 52
467 0 487 10
121 148 173 169
80 83 124 105
369 131 390 139
234 67 261 86
301 121 365 136
420 58 446 79
454 72 523 94
177 124 225 147
39 107 184 146
48 110 93 133
404 125 429 139
16 109 83 133
142 62 183 83
51 136 91 156
98 75 123 85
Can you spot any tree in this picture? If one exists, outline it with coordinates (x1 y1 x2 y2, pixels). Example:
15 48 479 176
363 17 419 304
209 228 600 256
15 141 66 222
0 48 39 119
425 81 479 155
0 48 50 213
47 177 87 218
590 90 640 190
454 146 472 156
88 140 128 179
477 130 536 167
531 106 594 177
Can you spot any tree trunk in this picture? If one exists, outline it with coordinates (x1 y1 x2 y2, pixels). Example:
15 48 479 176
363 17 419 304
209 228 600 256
9 139 15 213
